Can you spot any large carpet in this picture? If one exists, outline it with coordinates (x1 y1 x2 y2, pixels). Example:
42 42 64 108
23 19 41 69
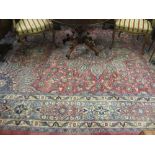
0 26 155 134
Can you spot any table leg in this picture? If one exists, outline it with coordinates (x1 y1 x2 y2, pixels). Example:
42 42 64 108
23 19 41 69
110 29 115 49
64 26 100 58
149 48 155 62
142 34 149 55
85 41 100 56
148 40 154 52
66 40 78 59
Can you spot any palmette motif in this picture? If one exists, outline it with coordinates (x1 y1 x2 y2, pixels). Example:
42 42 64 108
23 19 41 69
0 28 155 134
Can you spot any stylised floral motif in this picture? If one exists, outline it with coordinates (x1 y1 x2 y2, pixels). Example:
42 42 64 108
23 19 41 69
31 49 155 95
0 74 13 92
0 27 155 134
0 94 155 134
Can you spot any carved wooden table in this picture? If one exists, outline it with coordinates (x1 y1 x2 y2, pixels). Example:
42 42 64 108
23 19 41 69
53 19 110 59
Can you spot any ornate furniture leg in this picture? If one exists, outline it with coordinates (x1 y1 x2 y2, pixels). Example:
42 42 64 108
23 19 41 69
66 40 78 59
85 41 99 56
118 31 122 37
137 35 140 40
142 34 149 55
142 35 146 55
110 29 115 49
43 32 46 40
52 28 57 48
17 36 27 54
18 36 26 44
148 40 154 52
149 47 155 62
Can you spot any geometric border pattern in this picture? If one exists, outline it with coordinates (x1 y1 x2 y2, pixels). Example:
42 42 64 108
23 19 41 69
0 94 155 133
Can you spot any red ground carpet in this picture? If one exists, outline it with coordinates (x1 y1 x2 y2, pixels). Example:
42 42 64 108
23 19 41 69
0 26 155 134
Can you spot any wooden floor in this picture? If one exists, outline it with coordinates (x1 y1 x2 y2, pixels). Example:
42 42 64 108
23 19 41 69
139 130 155 135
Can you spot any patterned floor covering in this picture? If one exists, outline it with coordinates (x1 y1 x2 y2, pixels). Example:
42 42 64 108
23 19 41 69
0 26 155 134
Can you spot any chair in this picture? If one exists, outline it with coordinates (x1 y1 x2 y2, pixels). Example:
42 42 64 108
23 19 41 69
110 19 153 54
145 20 155 50
13 19 54 45
148 20 155 63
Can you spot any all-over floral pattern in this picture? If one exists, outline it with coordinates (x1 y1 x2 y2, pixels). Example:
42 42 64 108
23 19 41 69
0 26 155 134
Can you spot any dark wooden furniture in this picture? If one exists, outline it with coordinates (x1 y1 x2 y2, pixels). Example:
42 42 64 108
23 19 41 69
0 44 12 62
53 19 110 59
0 20 13 62
0 19 12 40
